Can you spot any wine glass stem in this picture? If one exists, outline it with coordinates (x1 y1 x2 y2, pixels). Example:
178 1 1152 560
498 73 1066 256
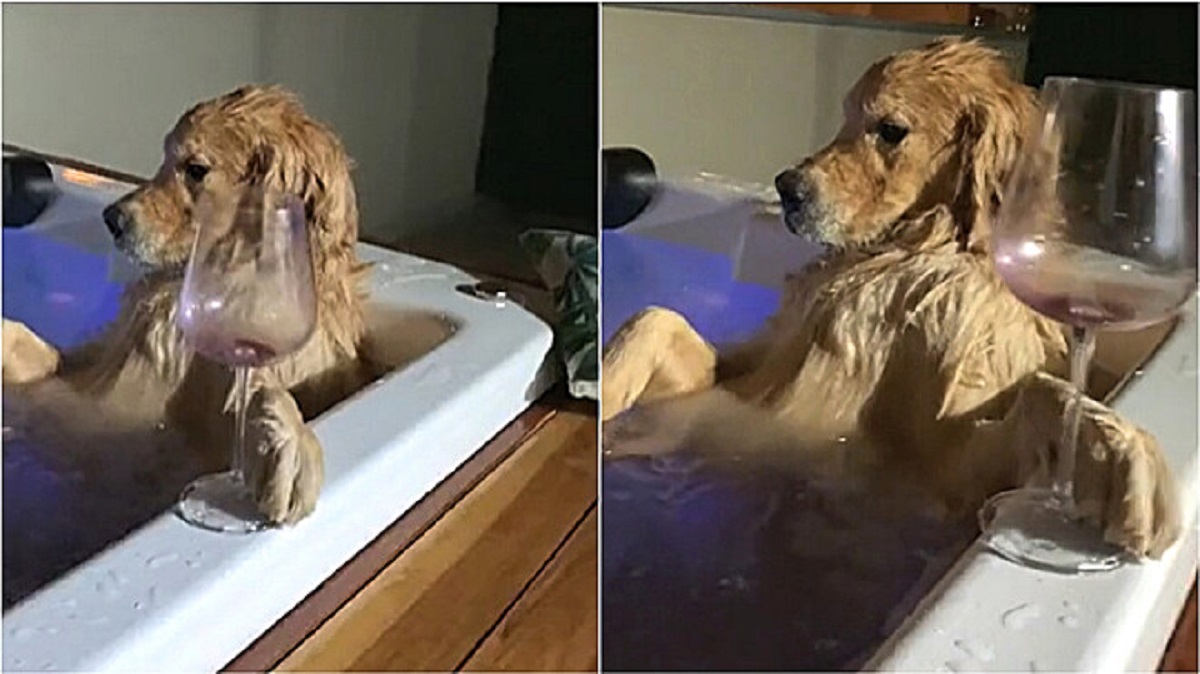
232 366 251 482
1054 325 1096 501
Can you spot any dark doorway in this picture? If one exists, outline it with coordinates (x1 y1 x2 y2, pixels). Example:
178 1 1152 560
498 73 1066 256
1025 3 1197 90
475 3 598 229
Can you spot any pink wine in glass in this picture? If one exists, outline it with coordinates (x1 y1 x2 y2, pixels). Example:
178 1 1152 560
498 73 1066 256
188 331 281 369
996 238 1194 331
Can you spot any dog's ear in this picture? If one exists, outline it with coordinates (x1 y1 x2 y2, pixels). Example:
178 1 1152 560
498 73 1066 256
292 128 357 245
239 127 358 251
952 86 1038 254
242 144 276 187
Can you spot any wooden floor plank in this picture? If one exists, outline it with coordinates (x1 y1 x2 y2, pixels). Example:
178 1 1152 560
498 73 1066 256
1161 581 1198 672
276 410 596 672
463 508 599 673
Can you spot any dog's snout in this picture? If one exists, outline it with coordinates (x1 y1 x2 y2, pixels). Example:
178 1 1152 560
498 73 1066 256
103 203 130 240
775 169 806 206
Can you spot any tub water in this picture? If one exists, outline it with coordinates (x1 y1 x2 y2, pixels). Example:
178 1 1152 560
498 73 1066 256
2 160 555 672
602 183 1198 671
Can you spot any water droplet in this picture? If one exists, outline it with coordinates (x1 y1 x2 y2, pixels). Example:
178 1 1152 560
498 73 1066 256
955 638 995 661
1134 177 1147 187
155 421 166 432
133 601 144 611
1119 263 1133 272
836 436 849 444
146 553 178 570
1001 602 1041 630
814 637 839 652
941 660 972 672
1153 134 1168 145
1057 613 1080 628
717 575 749 591
1113 211 1129 220
12 627 37 641
96 581 120 600
1028 660 1041 672
58 598 78 610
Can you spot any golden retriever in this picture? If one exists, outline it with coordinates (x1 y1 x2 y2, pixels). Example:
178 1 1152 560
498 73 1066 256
2 85 373 524
602 38 1181 558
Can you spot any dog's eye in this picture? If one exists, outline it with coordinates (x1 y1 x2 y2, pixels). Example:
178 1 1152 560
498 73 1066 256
876 121 910 145
183 161 210 183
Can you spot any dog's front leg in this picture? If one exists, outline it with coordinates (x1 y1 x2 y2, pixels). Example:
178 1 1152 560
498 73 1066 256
1004 371 1181 559
241 380 325 525
602 307 718 421
2 319 61 384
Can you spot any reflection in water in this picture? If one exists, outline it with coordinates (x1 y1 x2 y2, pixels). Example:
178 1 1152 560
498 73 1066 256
603 452 974 671
3 305 455 611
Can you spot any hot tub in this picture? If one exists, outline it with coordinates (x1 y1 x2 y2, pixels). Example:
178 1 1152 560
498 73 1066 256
2 157 556 672
601 182 1198 671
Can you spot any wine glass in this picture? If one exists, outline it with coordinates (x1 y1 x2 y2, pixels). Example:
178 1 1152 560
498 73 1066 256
980 77 1197 572
175 182 317 534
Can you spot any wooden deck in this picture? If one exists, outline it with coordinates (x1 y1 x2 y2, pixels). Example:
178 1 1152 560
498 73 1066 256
1161 582 1198 673
266 401 598 672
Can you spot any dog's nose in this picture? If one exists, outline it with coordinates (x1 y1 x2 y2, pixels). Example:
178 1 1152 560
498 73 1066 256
102 203 129 240
775 169 806 205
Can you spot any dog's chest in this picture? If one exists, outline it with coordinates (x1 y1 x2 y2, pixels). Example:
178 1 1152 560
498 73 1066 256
783 254 972 348
762 252 1028 399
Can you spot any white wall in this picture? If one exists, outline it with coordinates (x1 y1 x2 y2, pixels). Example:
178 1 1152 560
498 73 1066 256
602 6 1028 185
2 3 498 240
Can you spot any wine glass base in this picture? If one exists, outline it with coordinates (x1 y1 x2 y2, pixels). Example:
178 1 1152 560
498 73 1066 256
978 488 1129 574
176 471 272 534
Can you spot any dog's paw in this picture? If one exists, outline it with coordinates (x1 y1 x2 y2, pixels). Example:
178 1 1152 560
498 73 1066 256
243 387 324 525
1012 373 1181 559
602 307 716 422
2 319 60 385
1073 407 1181 559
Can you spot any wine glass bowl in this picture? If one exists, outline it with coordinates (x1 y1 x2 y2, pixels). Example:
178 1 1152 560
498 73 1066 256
178 188 316 367
175 183 317 533
981 77 1197 572
995 78 1197 328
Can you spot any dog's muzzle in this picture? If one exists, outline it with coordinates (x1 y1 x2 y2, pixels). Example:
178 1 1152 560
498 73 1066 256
103 202 131 242
774 168 812 235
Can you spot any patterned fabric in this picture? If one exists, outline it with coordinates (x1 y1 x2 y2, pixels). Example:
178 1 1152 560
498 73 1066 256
520 229 598 400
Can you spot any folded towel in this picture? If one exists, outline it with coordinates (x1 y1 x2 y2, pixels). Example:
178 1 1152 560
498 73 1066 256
519 229 598 400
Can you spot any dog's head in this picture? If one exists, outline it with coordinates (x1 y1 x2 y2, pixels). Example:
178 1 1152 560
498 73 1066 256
103 85 358 272
775 38 1037 253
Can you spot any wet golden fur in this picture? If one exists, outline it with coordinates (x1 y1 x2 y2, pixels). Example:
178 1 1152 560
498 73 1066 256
602 39 1181 557
2 85 374 523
